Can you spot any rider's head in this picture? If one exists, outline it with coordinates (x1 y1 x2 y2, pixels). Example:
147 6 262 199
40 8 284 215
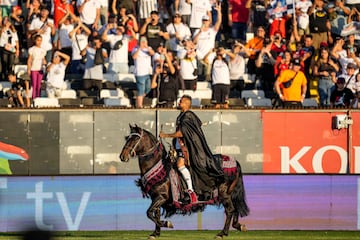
178 95 192 111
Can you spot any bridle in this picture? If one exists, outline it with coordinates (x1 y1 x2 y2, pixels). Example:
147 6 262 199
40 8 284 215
125 130 143 157
124 129 161 158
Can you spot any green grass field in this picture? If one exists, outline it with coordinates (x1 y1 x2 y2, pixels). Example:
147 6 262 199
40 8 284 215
1 230 359 240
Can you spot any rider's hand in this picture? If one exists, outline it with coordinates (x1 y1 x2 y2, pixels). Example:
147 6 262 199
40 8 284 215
159 131 165 138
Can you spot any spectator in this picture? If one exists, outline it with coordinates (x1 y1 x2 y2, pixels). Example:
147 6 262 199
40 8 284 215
330 76 355 107
139 10 169 50
243 25 266 85
166 12 191 54
116 7 139 66
57 11 75 67
299 34 315 97
338 62 358 94
7 71 31 108
27 34 46 99
81 35 108 93
76 0 101 31
99 0 109 26
270 30 287 59
275 50 293 78
193 3 222 81
151 50 179 107
111 0 136 18
295 0 312 37
46 51 70 98
327 1 350 39
177 36 198 90
10 6 25 53
210 47 231 109
313 46 339 106
251 0 269 31
174 0 192 26
132 36 155 108
69 18 91 74
102 24 130 74
228 0 251 42
188 0 212 32
138 0 158 25
54 0 75 29
308 0 331 50
332 39 360 75
255 38 276 95
227 41 246 96
28 4 55 63
267 0 287 38
0 16 19 81
274 58 307 108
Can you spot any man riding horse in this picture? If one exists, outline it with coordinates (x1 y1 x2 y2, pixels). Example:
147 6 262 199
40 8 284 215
160 95 225 203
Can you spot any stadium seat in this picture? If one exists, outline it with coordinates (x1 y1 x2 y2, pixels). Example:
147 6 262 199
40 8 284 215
33 97 60 108
59 89 77 99
247 97 272 108
303 98 318 108
197 81 211 90
228 98 245 107
116 73 136 83
58 98 81 107
241 89 265 99
194 89 212 99
100 89 125 99
103 97 131 107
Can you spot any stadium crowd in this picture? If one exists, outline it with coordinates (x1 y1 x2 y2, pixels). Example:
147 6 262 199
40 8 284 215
0 0 360 108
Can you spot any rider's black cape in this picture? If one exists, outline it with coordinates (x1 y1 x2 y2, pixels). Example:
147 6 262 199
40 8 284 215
177 110 225 197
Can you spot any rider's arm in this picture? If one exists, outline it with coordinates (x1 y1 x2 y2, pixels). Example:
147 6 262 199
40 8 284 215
159 130 183 138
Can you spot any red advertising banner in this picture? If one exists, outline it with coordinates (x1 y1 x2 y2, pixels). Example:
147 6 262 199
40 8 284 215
263 111 360 174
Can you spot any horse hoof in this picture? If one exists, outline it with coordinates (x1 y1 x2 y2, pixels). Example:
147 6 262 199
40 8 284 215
167 221 174 228
148 235 156 240
214 235 223 240
240 224 248 232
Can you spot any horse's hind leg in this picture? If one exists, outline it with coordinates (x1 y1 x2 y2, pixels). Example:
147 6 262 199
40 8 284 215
216 190 234 239
231 213 247 232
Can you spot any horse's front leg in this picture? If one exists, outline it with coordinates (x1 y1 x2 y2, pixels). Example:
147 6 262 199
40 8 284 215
147 196 169 239
232 213 247 232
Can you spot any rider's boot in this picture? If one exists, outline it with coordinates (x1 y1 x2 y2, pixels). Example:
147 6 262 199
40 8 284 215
188 189 198 203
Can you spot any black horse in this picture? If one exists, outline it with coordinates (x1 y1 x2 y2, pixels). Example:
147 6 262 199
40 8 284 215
119 124 249 240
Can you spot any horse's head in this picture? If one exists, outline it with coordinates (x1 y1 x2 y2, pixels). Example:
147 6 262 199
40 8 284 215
119 124 143 162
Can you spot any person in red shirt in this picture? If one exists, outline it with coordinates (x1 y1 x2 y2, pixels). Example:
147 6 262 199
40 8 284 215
54 0 74 29
228 0 251 42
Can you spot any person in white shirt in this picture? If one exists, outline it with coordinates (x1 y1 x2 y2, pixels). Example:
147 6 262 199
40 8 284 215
27 34 47 99
211 47 231 109
177 36 198 90
166 12 191 54
76 0 101 30
132 36 155 108
227 41 246 96
102 24 130 75
46 51 70 98
69 18 91 74
28 4 55 63
188 0 212 31
193 3 222 81
174 0 192 26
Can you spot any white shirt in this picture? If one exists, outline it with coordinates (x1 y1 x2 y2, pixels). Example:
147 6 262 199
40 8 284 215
59 23 74 48
212 58 230 85
338 73 358 94
0 28 18 48
166 22 191 52
29 17 54 51
189 0 212 29
76 0 100 25
71 33 88 60
47 62 66 88
193 28 217 60
107 34 128 63
178 0 192 15
228 54 246 80
28 46 47 71
132 47 154 76
177 48 197 80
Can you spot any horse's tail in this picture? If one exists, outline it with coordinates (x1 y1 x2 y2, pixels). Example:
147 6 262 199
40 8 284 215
231 161 250 217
